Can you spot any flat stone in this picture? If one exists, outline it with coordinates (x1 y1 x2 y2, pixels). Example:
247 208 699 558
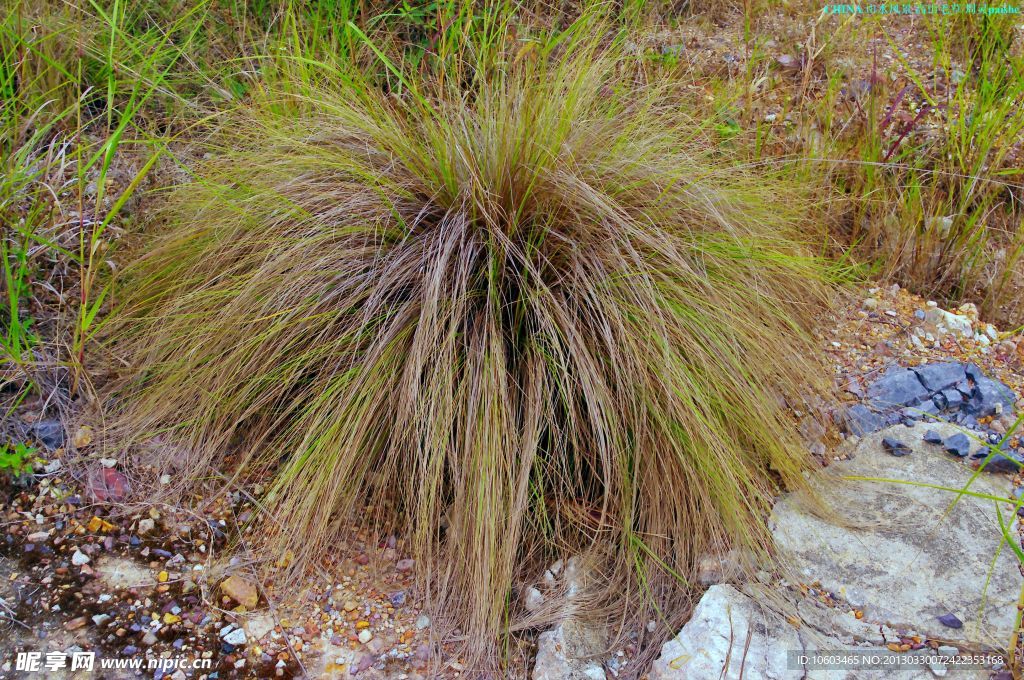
911 362 967 393
923 430 944 445
771 422 1021 646
95 557 156 590
533 619 607 680
866 368 929 409
220 574 259 608
843 404 885 436
650 586 799 679
881 437 911 456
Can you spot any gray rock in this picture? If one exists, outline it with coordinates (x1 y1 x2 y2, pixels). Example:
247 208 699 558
943 433 972 458
771 422 1021 647
844 404 885 436
912 362 967 393
941 389 965 410
937 613 963 629
964 377 1016 417
955 378 973 396
881 437 911 456
900 399 939 420
533 619 606 680
923 430 944 445
33 420 64 450
972 447 1023 474
866 368 929 409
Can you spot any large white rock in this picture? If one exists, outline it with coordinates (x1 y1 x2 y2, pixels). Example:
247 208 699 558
771 421 1021 647
650 585 800 679
651 421 1013 679
533 618 607 680
923 307 973 339
650 585 988 679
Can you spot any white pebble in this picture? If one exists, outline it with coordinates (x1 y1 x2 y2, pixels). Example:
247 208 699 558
222 627 247 646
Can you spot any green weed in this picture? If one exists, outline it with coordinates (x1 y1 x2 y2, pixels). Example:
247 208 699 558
0 441 37 477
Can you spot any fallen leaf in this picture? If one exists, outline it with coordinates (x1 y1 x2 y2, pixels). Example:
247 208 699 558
88 468 129 503
86 516 115 533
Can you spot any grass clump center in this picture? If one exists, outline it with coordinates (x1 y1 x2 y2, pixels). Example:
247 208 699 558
107 30 833 658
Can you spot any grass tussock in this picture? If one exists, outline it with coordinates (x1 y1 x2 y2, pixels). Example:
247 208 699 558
105 26 832 658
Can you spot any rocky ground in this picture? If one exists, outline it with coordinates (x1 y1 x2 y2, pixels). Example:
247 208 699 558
0 474 446 679
2 283 1023 680
539 285 1024 679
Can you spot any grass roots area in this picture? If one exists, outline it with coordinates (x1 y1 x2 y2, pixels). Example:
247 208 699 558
104 29 833 661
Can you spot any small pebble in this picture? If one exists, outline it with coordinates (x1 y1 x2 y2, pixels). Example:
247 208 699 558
943 433 971 458
882 437 911 457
